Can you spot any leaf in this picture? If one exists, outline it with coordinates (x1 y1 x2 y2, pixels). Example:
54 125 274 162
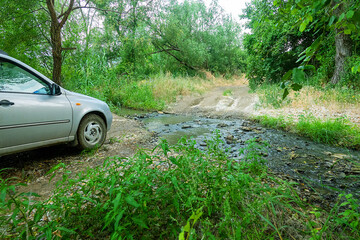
292 68 305 83
304 65 316 72
281 70 293 82
344 29 352 34
113 193 122 211
299 65 316 72
0 188 6 202
56 227 77 234
291 83 303 91
339 13 345 22
328 15 335 26
171 176 179 188
22 192 41 197
46 163 66 182
306 14 313 22
126 195 140 208
351 62 360 73
179 207 203 240
282 88 289 100
299 21 307 32
346 10 354 19
114 210 125 229
131 217 149 229
296 55 306 63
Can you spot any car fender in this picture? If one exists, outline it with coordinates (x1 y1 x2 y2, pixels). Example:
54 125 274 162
63 89 113 138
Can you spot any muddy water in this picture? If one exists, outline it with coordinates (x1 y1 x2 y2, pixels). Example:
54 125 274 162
140 113 360 199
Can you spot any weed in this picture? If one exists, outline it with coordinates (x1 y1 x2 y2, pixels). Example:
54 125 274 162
1 134 359 239
223 89 232 96
255 83 292 109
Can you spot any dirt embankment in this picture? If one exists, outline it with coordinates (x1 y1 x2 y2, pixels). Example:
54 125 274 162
166 85 258 117
167 82 360 127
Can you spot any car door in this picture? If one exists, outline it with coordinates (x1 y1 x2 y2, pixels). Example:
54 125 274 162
0 59 73 153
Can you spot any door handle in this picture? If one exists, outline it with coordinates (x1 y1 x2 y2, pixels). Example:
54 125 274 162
0 99 15 106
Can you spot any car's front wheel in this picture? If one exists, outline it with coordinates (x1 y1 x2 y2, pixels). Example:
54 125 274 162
77 114 106 150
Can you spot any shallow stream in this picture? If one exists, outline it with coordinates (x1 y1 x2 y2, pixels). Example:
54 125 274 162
137 112 360 201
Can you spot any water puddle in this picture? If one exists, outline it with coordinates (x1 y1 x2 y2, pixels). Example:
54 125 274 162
141 113 360 199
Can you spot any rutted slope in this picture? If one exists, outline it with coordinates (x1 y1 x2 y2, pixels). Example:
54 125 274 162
167 85 258 117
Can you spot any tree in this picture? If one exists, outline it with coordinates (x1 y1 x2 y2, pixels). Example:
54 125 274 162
242 0 318 88
46 0 75 85
0 0 47 69
282 0 360 85
150 0 242 74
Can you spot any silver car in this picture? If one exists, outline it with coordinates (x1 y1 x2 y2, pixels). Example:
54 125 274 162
0 52 112 156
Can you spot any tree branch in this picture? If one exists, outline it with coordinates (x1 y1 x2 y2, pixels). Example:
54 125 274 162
149 48 180 55
58 0 74 29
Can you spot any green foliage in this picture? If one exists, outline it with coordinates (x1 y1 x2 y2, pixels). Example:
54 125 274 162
256 84 292 109
255 114 360 149
296 115 360 147
222 89 232 96
1 0 244 105
243 0 360 90
2 135 360 239
151 0 244 75
0 0 50 74
242 0 317 89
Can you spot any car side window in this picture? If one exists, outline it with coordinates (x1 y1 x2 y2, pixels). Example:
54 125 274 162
0 61 50 94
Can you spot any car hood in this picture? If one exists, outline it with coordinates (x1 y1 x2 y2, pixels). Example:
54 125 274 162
62 89 108 105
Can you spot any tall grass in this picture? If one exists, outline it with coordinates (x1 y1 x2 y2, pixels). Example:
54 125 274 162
61 52 219 111
62 52 245 112
255 114 360 149
255 84 360 109
1 135 359 239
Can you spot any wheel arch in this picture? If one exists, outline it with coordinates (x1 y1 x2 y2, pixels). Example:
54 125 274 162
80 111 108 129
69 111 108 147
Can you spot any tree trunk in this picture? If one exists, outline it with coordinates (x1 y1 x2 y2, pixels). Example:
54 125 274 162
330 1 352 85
50 22 63 85
330 29 352 85
46 0 74 86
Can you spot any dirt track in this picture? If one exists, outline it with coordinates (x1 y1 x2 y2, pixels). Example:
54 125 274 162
167 85 258 117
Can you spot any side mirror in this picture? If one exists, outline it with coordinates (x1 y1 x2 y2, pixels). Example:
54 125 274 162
50 83 61 95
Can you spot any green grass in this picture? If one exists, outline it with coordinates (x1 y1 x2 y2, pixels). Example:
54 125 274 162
1 135 359 239
63 71 215 112
255 114 360 150
254 83 292 109
223 89 232 96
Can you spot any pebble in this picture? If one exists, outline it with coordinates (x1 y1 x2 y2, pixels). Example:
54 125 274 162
199 142 207 147
339 172 346 178
241 126 253 131
217 123 228 128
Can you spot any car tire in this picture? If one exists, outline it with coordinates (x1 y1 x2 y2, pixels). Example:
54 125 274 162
77 114 106 150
